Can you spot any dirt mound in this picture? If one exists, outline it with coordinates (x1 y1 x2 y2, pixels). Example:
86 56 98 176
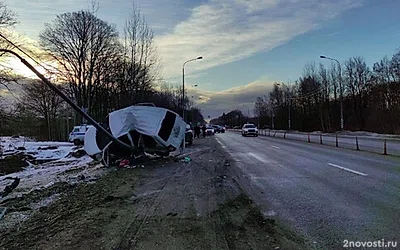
0 155 29 175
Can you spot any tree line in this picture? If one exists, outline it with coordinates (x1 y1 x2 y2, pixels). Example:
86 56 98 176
0 2 204 140
213 50 400 134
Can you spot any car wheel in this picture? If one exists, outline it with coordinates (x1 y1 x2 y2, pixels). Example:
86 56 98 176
188 140 193 145
255 135 258 137
73 139 82 146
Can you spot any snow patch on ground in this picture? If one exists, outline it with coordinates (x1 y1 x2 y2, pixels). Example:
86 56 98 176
0 136 106 209
0 136 108 228
1 155 103 197
0 136 76 161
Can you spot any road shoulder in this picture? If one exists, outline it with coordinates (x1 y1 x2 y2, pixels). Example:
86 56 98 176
0 137 307 250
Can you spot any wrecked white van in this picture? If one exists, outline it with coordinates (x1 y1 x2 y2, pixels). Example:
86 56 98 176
84 105 186 165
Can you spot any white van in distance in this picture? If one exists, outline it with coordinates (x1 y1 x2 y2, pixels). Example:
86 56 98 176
68 124 94 145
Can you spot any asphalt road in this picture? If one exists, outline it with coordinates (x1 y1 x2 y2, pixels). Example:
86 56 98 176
215 131 400 249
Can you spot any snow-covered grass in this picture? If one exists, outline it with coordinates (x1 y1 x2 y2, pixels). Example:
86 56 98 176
0 136 75 161
0 136 107 229
0 136 105 201
0 156 101 194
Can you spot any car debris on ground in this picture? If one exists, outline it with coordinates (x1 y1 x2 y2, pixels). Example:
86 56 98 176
0 177 20 198
182 156 192 163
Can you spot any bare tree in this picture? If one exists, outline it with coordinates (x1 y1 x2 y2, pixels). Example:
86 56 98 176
0 1 21 89
0 1 18 55
319 63 331 131
121 2 159 106
344 57 370 129
254 96 268 127
0 2 16 28
39 10 121 121
18 80 64 140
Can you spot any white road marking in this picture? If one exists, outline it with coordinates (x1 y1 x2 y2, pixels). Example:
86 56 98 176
248 152 266 162
327 163 368 176
271 145 280 149
215 138 227 149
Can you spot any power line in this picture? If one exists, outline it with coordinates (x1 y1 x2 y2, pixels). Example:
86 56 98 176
0 33 55 76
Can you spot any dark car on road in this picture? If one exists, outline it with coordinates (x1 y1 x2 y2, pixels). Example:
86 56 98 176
211 125 226 133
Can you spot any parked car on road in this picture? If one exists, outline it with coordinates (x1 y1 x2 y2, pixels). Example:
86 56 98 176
210 125 224 133
216 125 226 133
241 124 258 137
206 126 215 135
69 124 94 145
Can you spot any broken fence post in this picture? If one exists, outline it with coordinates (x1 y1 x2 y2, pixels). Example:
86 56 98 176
356 137 359 150
384 139 387 155
336 134 338 147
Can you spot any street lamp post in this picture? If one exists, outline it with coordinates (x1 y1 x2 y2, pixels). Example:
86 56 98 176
320 55 344 130
182 56 203 152
182 57 203 120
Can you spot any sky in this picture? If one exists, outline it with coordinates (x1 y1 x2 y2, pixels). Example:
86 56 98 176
2 0 400 119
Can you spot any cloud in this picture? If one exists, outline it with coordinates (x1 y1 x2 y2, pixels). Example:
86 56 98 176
188 78 276 118
156 0 362 78
6 0 188 40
